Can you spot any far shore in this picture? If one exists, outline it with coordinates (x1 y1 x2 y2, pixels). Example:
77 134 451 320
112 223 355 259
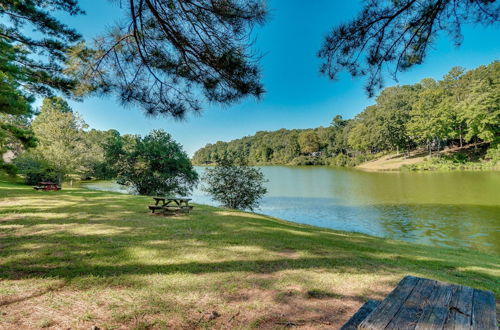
193 145 498 172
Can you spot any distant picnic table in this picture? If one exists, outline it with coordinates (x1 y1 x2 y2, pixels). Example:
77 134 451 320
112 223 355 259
33 182 61 191
148 197 193 214
342 275 497 330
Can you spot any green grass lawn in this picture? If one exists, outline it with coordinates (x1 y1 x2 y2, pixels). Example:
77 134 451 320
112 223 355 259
0 179 498 329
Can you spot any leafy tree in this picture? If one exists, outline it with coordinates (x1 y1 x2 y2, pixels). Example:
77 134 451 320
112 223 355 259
13 152 58 185
202 154 267 210
319 0 499 96
115 130 198 196
439 67 468 147
459 77 499 143
375 85 418 153
77 0 266 118
80 129 124 179
347 105 387 152
347 119 371 152
407 79 453 154
31 97 88 181
331 115 347 129
298 131 320 154
327 116 350 155
0 111 36 174
0 44 36 173
94 131 140 179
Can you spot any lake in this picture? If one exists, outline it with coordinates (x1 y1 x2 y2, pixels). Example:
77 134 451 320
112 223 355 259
81 166 500 254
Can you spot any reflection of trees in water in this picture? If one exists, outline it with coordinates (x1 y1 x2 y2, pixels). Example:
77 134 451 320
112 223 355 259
81 170 500 254
374 204 500 252
330 170 499 207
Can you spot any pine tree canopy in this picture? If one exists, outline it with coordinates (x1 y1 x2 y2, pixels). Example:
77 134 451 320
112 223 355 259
318 0 500 96
76 0 267 118
0 0 85 99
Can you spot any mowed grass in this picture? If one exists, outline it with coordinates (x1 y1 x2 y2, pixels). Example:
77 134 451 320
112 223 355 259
0 179 498 329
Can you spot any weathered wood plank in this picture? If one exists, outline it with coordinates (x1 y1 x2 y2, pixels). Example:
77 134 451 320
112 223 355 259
339 300 379 330
471 289 497 330
414 282 454 330
443 285 473 330
358 276 420 330
386 278 437 329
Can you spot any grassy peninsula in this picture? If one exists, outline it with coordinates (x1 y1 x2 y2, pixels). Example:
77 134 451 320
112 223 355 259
1 179 498 329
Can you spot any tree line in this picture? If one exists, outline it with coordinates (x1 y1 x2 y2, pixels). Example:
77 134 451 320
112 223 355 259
12 97 198 194
192 61 499 167
11 97 267 210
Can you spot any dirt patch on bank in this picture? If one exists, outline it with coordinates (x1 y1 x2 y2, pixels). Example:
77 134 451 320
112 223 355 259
357 153 425 171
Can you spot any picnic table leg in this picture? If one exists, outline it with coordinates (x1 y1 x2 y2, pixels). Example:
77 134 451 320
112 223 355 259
180 201 192 213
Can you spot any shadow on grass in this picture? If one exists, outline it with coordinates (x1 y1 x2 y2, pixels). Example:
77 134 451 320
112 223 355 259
0 281 67 307
1 182 499 295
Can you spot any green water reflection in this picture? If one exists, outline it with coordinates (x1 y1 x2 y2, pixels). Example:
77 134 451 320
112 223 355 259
80 167 500 254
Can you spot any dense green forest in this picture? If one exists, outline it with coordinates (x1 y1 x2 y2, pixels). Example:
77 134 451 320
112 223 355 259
192 62 500 168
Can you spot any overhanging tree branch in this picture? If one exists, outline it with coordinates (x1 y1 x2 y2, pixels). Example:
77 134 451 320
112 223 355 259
318 0 499 97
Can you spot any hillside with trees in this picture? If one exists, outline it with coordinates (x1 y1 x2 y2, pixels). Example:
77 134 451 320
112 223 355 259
192 62 500 169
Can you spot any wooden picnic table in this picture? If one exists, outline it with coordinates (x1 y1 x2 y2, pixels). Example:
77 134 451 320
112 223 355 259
342 275 497 329
33 182 61 191
149 197 193 214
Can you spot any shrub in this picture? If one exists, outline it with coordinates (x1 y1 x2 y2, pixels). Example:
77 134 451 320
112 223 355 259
115 130 198 196
485 142 500 164
202 155 267 210
13 152 58 185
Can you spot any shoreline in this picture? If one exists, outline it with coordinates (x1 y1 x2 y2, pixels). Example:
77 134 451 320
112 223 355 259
4 179 499 258
1 180 498 329
79 179 498 255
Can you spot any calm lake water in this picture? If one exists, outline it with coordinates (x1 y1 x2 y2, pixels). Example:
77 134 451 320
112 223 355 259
81 166 500 254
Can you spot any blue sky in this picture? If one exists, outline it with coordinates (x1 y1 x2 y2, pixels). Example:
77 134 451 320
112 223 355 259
57 0 500 156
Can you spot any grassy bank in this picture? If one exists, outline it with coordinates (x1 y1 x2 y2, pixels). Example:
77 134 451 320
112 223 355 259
0 180 498 329
357 153 426 171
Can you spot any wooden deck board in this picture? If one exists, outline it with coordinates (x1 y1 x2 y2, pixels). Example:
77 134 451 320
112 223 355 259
472 289 497 330
353 276 497 330
415 282 454 330
386 278 437 329
340 300 380 330
358 276 419 330
443 285 473 330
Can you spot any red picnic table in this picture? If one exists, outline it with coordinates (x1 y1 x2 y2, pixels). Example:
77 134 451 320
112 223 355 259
33 182 61 191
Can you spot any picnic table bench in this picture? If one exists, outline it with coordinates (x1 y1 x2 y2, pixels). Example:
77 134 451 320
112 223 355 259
33 182 61 191
342 275 497 330
148 197 193 214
